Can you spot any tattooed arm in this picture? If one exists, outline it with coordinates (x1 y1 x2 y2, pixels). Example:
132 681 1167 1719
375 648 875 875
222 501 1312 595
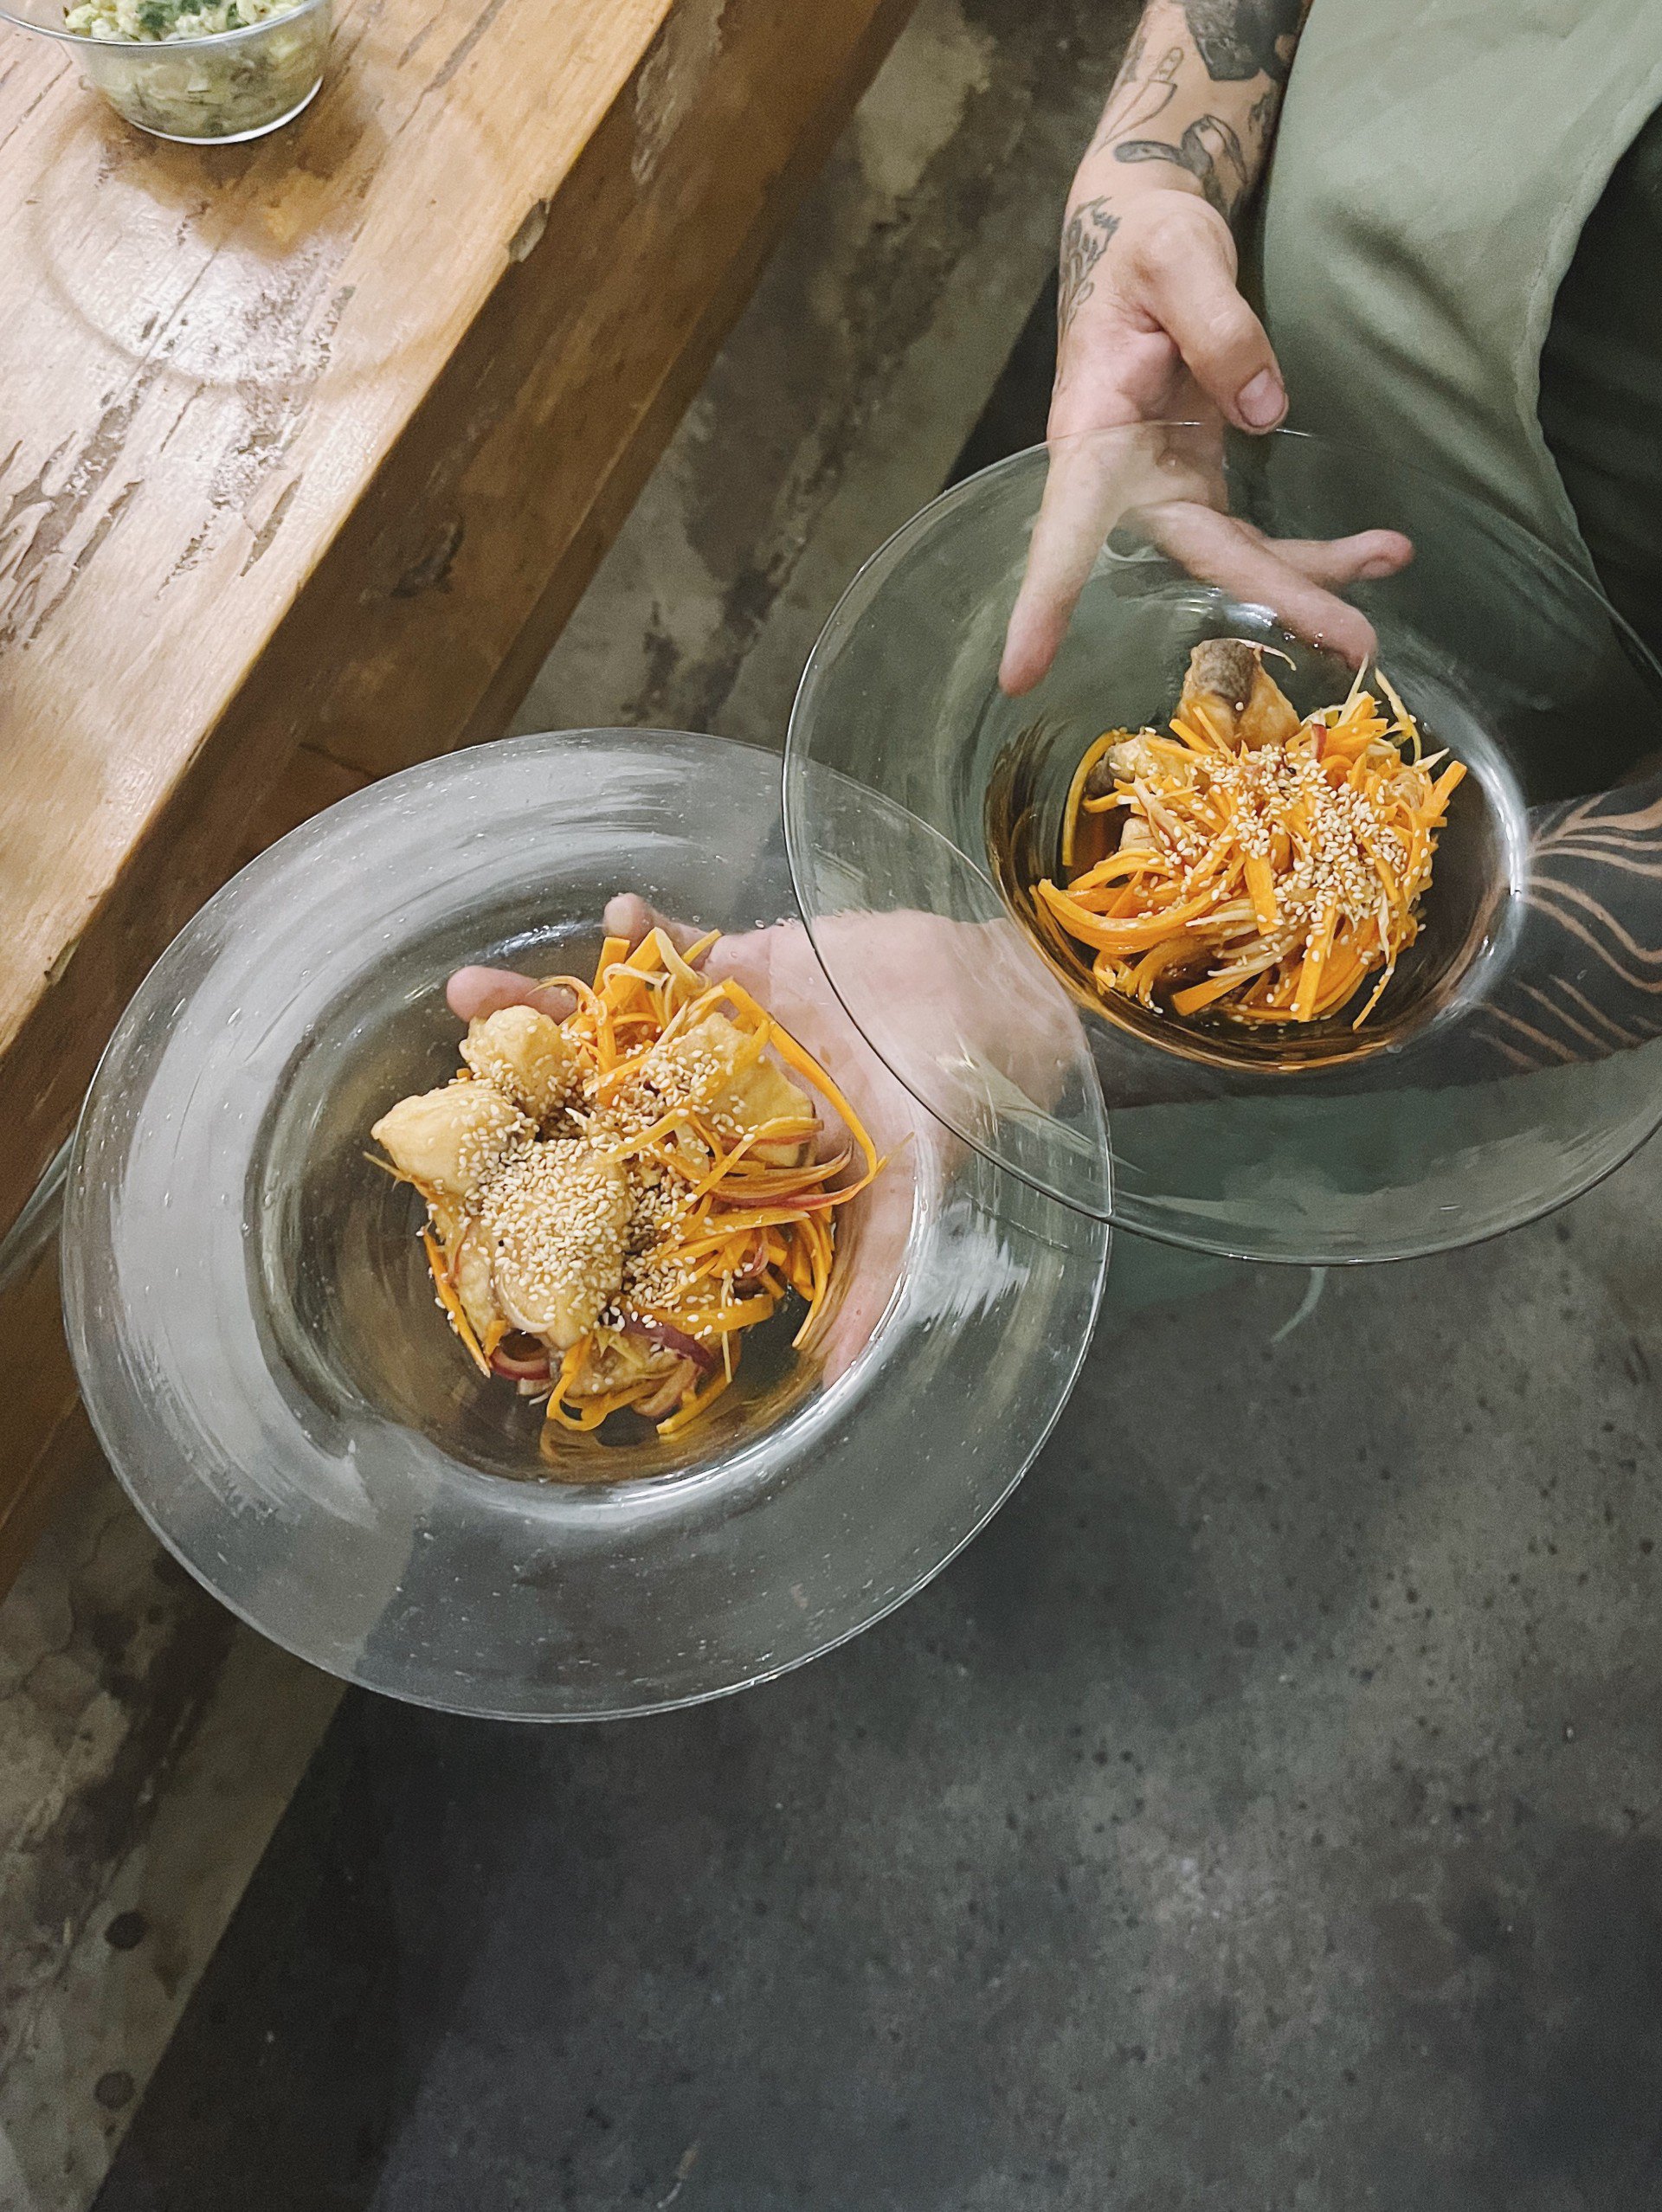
1052 0 1308 437
1002 1 1414 692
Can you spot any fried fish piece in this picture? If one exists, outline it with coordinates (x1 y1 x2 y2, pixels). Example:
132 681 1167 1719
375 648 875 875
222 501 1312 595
370 1081 531 1201
652 1012 817 1167
1179 638 1301 749
480 1139 630 1350
461 1005 583 1121
1085 730 1166 798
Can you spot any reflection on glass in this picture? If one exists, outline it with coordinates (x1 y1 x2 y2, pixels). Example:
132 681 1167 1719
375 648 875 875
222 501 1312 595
784 424 1662 1264
61 730 1107 1718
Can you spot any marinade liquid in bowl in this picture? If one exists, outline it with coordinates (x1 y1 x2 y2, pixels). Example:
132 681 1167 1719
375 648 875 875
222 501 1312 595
783 423 1662 1264
983 626 1520 1077
61 730 1109 1719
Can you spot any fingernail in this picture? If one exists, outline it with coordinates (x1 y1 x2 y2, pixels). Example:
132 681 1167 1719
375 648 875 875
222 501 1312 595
1359 555 1399 580
1236 370 1285 429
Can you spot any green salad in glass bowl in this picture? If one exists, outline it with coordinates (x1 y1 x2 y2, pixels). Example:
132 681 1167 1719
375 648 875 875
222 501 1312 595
0 0 331 142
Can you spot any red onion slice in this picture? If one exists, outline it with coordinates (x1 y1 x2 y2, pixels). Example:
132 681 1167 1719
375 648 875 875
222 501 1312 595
491 1332 552 1381
625 1317 718 1373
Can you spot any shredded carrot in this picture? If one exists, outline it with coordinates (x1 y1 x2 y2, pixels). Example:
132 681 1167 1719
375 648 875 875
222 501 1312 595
389 926 881 1448
1038 664 1466 1031
422 1231 490 1376
654 1366 735 1437
1061 731 1118 871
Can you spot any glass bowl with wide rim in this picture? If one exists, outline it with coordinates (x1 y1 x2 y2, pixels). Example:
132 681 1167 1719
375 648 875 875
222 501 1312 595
60 729 1110 1720
0 0 332 142
783 421 1662 1265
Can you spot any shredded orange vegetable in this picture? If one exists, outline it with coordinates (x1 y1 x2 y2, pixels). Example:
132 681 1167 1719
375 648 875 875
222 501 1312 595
408 928 878 1444
1038 666 1466 1030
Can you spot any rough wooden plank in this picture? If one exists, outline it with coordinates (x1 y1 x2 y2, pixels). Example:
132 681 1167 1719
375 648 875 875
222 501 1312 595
305 0 921 778
0 0 915 1250
235 743 367 865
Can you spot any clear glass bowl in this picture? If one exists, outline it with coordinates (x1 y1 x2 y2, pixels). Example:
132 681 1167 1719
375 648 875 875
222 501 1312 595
784 423 1662 1264
0 0 330 142
60 730 1109 1720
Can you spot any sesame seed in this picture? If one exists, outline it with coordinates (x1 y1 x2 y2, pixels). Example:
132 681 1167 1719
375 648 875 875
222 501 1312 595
474 1138 630 1340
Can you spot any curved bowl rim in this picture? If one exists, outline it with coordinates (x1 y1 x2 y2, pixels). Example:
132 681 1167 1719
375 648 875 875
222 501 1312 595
782 421 1662 1264
61 724 1112 1719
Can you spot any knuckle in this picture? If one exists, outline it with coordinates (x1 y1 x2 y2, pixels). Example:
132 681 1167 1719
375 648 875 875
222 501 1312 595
1201 298 1258 354
1130 191 1229 269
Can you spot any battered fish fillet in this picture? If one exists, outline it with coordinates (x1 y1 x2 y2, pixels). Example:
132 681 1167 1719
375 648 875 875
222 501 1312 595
370 1081 531 1201
653 1012 816 1167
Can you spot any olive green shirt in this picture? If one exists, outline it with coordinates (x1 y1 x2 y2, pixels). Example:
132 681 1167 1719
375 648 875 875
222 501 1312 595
1251 9 1662 1071
1259 0 1662 611
1538 106 1662 669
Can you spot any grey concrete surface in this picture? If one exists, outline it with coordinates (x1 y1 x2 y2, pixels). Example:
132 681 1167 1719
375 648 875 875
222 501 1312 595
92 1167 1662 2211
0 1437 341 2212
34 0 1662 2203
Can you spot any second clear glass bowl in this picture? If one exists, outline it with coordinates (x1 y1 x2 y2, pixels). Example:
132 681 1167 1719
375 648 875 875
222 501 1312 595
61 730 1108 1720
784 424 1662 1264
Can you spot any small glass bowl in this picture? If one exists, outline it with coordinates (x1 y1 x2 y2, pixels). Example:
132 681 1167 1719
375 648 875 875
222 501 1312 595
61 730 1109 1720
0 0 331 142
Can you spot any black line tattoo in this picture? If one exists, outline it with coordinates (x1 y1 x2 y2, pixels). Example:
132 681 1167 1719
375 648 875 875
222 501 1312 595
1057 196 1120 336
1116 114 1250 219
1246 86 1278 144
1181 0 1305 85
1090 39 1183 153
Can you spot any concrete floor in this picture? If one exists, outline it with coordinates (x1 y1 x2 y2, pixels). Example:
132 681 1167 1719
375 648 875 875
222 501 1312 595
1 5 1138 2204
10 0 1662 2202
93 1174 1662 2211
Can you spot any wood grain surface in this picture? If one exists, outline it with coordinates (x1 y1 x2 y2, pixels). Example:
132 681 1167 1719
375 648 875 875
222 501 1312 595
0 0 912 1248
0 0 913 1585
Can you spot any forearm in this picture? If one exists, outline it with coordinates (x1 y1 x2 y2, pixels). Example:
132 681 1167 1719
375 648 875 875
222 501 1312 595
1017 0 1322 691
1070 1 1309 247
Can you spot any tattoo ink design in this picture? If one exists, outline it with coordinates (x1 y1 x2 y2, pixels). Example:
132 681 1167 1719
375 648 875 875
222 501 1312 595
1246 85 1277 144
1090 39 1183 152
1181 0 1304 85
1057 196 1121 336
1116 114 1250 219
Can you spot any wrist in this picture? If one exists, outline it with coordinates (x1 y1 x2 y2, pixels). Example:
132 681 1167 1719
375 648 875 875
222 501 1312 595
1066 152 1213 227
1072 106 1265 229
1073 133 1203 190
1062 166 1231 251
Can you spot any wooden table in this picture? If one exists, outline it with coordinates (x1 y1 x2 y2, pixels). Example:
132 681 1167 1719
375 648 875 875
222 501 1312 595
0 0 912 1586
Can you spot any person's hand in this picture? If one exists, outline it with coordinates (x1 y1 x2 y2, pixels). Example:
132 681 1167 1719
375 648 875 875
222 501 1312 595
449 899 969 1385
1000 182 1414 691
1050 184 1284 448
446 965 577 1022
633 903 924 1384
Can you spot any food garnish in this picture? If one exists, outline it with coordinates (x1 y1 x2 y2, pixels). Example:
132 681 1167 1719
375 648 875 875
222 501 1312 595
66 0 301 39
370 928 879 1447
1038 640 1466 1028
61 0 325 143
